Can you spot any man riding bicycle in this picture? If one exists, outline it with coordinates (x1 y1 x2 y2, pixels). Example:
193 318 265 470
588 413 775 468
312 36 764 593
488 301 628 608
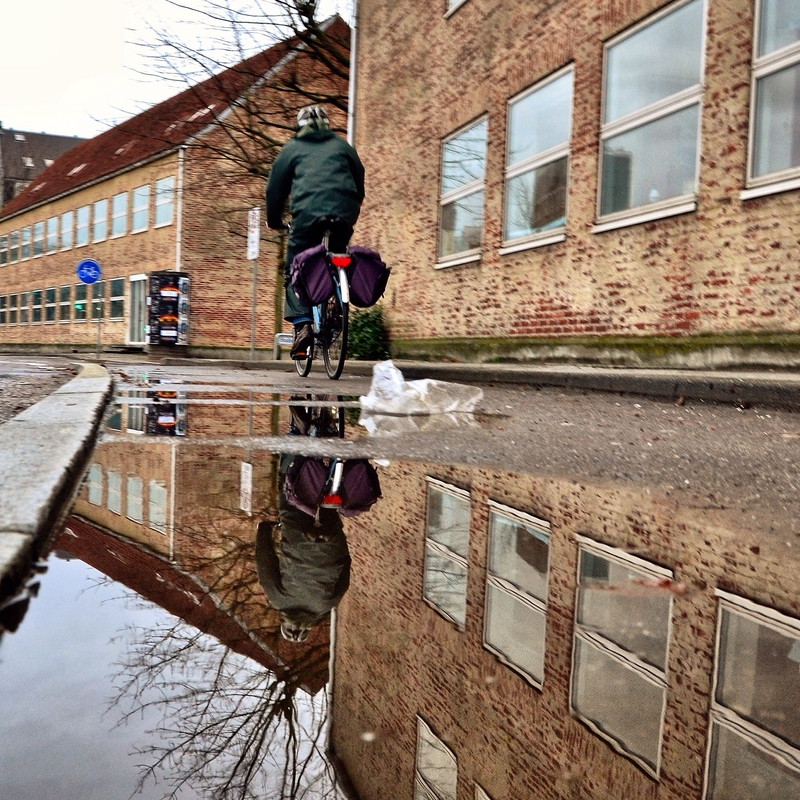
266 105 365 360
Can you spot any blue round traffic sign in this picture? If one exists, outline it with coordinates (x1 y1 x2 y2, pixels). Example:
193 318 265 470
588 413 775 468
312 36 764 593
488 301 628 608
76 259 102 284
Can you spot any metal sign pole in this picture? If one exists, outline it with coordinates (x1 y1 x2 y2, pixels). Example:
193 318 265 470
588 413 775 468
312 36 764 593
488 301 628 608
247 207 260 362
250 257 258 362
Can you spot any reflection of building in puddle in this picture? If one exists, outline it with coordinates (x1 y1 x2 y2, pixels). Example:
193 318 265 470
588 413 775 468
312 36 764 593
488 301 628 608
332 461 800 799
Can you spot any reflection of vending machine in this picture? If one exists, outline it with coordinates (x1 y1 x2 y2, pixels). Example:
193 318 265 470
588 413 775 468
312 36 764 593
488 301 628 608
146 380 188 436
147 271 189 346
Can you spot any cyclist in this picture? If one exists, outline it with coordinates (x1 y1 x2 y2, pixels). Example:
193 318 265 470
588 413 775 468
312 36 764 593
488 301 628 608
266 105 365 360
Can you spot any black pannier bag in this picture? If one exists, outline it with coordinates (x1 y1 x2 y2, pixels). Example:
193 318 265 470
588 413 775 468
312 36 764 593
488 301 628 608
290 244 334 308
346 246 391 308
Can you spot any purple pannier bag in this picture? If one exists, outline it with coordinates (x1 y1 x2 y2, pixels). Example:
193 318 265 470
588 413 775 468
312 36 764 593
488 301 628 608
290 244 334 307
346 246 391 308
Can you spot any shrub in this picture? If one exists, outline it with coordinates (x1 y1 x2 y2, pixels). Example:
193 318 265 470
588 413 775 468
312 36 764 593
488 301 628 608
348 306 391 360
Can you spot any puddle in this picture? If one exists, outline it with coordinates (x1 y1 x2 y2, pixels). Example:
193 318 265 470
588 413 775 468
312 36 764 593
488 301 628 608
2 369 800 798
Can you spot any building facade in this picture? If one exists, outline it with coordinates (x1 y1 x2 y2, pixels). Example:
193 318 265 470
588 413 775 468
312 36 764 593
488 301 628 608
351 0 800 365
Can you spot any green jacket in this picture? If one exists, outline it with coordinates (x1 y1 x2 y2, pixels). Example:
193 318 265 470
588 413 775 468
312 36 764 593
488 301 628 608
266 129 365 233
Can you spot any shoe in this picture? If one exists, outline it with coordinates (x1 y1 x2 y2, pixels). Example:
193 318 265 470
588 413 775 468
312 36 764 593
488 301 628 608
291 323 314 360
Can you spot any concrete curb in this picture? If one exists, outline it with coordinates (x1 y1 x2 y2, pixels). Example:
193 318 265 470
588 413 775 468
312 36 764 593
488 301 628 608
0 363 113 599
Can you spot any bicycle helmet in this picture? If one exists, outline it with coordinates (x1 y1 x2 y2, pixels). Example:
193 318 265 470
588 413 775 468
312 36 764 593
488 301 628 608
296 104 330 130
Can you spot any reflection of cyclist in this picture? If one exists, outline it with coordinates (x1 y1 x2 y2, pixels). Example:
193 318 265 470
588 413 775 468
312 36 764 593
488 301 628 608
266 105 365 360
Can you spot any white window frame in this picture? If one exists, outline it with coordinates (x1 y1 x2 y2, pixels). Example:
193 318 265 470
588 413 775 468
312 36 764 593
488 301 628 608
570 534 674 779
59 285 71 323
703 590 800 798
0 295 6 325
73 283 87 323
19 292 29 325
414 717 458 800
126 390 146 434
44 287 56 323
91 281 105 321
131 184 150 233
20 226 31 260
107 470 122 515
109 277 125 320
46 216 58 253
60 210 74 250
111 191 127 238
594 0 706 233
31 290 42 324
501 66 573 254
126 475 144 523
148 480 168 533
75 205 90 246
483 500 551 688
33 221 44 257
0 235 7 266
742 1 800 198
93 199 107 242
9 230 19 263
154 176 175 227
8 293 18 325
423 477 471 629
437 117 488 268
87 463 103 505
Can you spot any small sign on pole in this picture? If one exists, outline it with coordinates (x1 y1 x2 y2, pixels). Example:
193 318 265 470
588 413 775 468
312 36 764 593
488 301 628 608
247 206 260 261
240 461 253 515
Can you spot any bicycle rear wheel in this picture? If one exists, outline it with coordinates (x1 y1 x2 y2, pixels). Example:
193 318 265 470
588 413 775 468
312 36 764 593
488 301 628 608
321 292 348 380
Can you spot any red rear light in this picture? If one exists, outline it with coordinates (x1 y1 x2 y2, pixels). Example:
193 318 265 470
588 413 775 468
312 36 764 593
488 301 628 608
321 494 342 508
330 255 351 268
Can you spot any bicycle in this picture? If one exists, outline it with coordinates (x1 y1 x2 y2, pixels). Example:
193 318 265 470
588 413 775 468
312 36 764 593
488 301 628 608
294 218 351 381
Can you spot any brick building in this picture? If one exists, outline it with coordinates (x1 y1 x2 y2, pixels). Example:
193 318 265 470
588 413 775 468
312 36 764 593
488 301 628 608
331 459 800 800
0 17 349 357
351 0 800 366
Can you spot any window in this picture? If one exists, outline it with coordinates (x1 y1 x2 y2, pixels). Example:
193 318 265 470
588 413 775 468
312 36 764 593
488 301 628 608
33 222 44 257
132 184 149 232
503 68 573 251
45 288 56 323
21 227 31 260
155 176 175 226
107 470 122 514
10 230 19 263
126 475 143 522
76 205 89 246
93 199 107 242
111 192 127 237
74 284 87 321
109 277 124 319
438 118 487 263
46 216 58 253
91 281 105 320
704 592 800 798
19 292 29 325
8 294 17 325
570 536 673 777
0 296 6 325
0 235 6 266
484 502 550 686
423 478 471 628
597 0 705 230
59 285 71 322
127 391 146 433
746 0 800 195
86 464 103 505
31 290 42 324
60 210 74 250
415 718 457 800
148 480 168 532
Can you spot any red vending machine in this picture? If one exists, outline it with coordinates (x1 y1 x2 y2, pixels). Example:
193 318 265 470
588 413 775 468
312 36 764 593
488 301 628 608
147 271 189 346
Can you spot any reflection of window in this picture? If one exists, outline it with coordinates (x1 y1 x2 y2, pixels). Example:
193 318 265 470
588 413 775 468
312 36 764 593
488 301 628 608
747 0 800 193
132 185 150 232
59 285 71 322
19 292 29 325
93 199 107 242
504 69 572 249
438 118 487 262
415 718 457 800
60 210 73 249
111 192 127 237
148 480 168 533
76 205 90 246
0 296 6 325
9 294 18 325
87 464 103 505
110 278 124 319
33 222 44 256
45 287 56 323
484 502 550 686
155 176 175 226
46 216 58 253
127 475 143 522
107 470 122 514
74 284 87 321
32 290 42 324
571 536 673 777
91 281 104 320
597 0 704 227
423 478 471 628
705 591 800 798
127 391 146 433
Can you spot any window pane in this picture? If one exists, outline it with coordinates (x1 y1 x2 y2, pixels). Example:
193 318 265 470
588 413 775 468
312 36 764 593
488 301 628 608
74 284 87 320
417 722 457 800
60 211 73 249
76 205 89 245
127 476 143 522
426 486 470 557
488 511 548 600
46 217 58 252
0 236 7 265
33 222 44 256
112 192 127 236
148 480 167 531
716 609 800 748
707 721 800 799
442 119 487 193
0 296 5 324
21 227 31 259
132 185 149 231
87 464 103 505
439 190 483 258
572 636 664 772
10 231 19 262
505 157 568 240
32 291 42 323
485 584 546 683
20 293 29 324
93 200 107 241
753 63 800 178
107 471 121 514
758 0 800 57
605 0 704 123
509 72 572 166
155 176 175 225
600 104 699 215
423 545 467 626
577 551 671 669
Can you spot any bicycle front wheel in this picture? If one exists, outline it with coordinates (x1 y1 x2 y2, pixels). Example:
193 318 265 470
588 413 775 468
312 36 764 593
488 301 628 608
321 292 348 380
294 342 313 377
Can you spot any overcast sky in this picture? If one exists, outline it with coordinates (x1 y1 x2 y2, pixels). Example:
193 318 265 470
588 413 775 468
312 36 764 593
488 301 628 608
0 0 350 140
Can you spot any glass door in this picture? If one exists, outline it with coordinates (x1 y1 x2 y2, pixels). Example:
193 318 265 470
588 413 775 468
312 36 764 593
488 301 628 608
128 275 147 345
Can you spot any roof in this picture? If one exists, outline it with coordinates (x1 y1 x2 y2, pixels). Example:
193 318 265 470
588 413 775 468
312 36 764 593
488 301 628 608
0 128 86 184
0 32 303 221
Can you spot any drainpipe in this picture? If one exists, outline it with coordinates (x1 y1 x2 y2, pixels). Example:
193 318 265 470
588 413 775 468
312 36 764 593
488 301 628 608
174 145 186 271
346 0 359 146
